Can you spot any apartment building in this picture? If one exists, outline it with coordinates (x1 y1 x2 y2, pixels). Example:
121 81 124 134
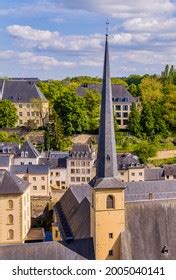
0 79 49 128
0 170 31 244
76 84 139 129
67 144 96 185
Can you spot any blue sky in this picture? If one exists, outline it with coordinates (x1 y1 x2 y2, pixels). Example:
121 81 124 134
0 0 176 79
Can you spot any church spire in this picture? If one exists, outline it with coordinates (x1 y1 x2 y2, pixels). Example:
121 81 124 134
96 32 118 179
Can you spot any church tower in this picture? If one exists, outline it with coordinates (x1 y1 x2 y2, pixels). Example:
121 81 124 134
90 30 126 260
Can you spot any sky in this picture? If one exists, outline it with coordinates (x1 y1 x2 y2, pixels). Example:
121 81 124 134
0 0 176 79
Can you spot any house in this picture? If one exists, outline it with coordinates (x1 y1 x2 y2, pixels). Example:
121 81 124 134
0 79 49 128
0 169 31 244
14 140 40 165
76 84 139 129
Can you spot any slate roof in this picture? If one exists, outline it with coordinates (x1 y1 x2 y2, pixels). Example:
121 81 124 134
117 153 142 170
0 79 47 103
16 140 40 158
60 238 95 260
0 155 10 167
39 158 67 169
144 168 164 181
0 142 19 154
0 241 85 260
10 164 49 174
90 177 125 189
125 180 176 202
54 184 92 242
0 169 29 195
69 144 93 160
163 165 176 176
76 83 134 103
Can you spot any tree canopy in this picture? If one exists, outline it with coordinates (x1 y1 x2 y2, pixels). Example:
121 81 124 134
0 100 18 128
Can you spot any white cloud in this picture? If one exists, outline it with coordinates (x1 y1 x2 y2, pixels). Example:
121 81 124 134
0 50 76 69
7 25 103 52
59 0 175 18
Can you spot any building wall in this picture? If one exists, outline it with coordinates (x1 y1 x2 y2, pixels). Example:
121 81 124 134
113 102 132 129
93 188 125 260
14 157 39 165
67 159 94 185
28 173 50 197
0 188 31 244
50 168 68 190
14 101 49 128
119 168 144 182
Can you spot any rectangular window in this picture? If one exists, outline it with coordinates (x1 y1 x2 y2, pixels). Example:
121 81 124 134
86 161 90 167
61 181 65 185
50 180 52 184
71 161 75 166
32 112 35 116
29 162 32 165
87 177 90 182
117 119 121 125
109 250 113 256
33 177 36 181
123 119 128 125
81 161 86 167
123 105 128 111
131 173 135 176
27 112 30 116
82 169 86 174
55 230 59 238
41 176 45 180
33 186 37 190
115 105 121 111
116 112 121 118
109 233 113 238
139 172 143 176
76 169 80 174
120 172 124 176
19 120 23 124
19 104 22 108
76 177 80 182
19 112 23 116
51 172 53 176
56 172 60 176
86 169 91 174
76 161 80 167
123 112 128 118
27 104 30 108
71 169 75 174
41 185 45 190
71 177 75 182
82 177 86 182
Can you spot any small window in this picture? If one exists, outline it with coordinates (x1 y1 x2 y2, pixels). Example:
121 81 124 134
55 230 59 238
33 186 37 190
27 112 30 116
82 177 86 182
41 176 45 180
109 250 113 256
123 119 128 125
61 181 65 185
87 177 90 182
131 173 135 176
33 177 36 181
120 172 124 176
149 192 153 200
25 151 28 157
8 229 14 240
8 200 13 209
56 172 59 176
106 155 110 161
106 195 115 209
71 161 75 166
41 185 45 190
76 177 80 182
109 233 113 238
76 161 80 167
19 112 23 116
51 172 53 176
116 112 121 118
71 169 75 174
19 104 22 108
166 175 169 179
71 177 75 182
139 172 142 176
116 105 121 111
8 215 13 225
123 112 128 118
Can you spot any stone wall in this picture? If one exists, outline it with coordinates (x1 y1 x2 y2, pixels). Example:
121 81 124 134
150 150 176 160
31 196 51 218
121 199 176 260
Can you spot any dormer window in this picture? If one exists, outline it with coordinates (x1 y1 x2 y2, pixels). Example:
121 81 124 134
25 151 29 158
106 154 110 161
21 151 24 158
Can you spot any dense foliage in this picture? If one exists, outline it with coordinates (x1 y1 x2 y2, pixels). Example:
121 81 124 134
0 100 18 128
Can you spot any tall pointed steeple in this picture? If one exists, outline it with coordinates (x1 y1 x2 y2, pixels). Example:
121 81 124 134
90 30 125 189
96 33 118 179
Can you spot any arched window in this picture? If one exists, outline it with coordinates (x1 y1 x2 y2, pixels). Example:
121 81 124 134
106 195 115 209
25 151 29 158
8 200 13 209
21 151 24 158
8 215 13 225
8 229 14 240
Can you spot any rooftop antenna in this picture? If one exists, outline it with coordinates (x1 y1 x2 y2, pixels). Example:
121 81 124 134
106 20 109 36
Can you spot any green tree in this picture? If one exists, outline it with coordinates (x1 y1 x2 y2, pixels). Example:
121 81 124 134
140 77 163 104
0 131 20 142
128 83 139 96
83 90 101 132
0 100 18 128
135 140 157 163
128 103 141 137
140 103 155 138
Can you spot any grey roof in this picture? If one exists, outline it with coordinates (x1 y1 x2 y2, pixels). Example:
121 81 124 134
1 79 47 103
125 180 176 201
0 142 19 154
76 84 134 103
0 169 29 195
90 177 125 189
69 144 93 160
163 165 176 176
49 151 69 159
61 238 95 260
16 140 40 158
0 241 85 260
0 155 10 167
54 184 92 242
117 153 142 170
10 164 49 174
93 35 124 190
144 168 164 181
39 157 67 169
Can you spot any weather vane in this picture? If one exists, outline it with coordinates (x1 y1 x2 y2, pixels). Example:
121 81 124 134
106 20 109 36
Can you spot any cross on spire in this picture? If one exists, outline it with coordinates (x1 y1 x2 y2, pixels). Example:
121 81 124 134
106 20 109 36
